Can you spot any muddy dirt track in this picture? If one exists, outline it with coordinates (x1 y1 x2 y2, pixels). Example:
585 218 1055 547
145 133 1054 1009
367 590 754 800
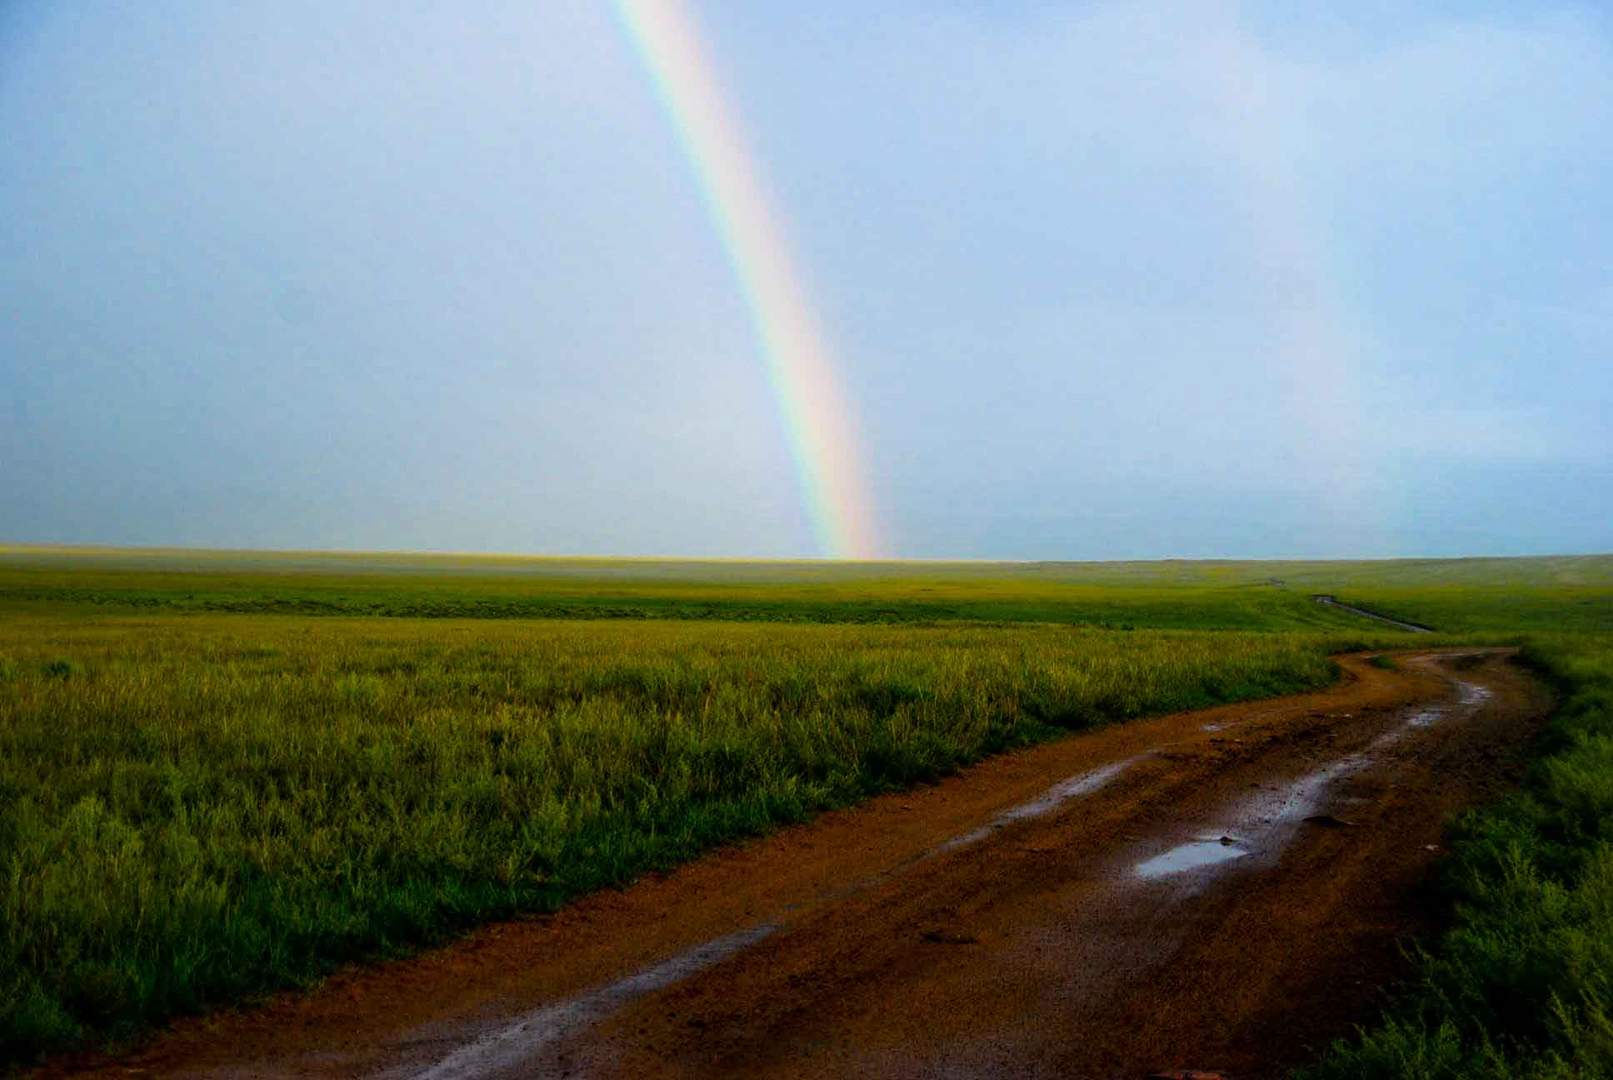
48 650 1551 1080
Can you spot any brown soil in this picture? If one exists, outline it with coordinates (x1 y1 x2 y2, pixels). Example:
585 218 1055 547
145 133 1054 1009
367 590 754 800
42 650 1552 1079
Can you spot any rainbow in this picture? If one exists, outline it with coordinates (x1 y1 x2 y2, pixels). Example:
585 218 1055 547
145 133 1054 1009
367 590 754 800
614 0 881 560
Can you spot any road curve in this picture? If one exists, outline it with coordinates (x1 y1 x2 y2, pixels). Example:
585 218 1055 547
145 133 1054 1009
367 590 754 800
45 651 1549 1080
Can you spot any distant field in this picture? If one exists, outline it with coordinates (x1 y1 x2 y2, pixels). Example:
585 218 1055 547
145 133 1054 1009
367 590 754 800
1 547 1610 1064
5 546 1610 631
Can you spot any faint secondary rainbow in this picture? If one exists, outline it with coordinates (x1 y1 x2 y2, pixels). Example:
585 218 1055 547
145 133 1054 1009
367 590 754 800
614 0 881 560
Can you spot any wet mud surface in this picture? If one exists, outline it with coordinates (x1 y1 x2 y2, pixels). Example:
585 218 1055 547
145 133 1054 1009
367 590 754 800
44 650 1551 1079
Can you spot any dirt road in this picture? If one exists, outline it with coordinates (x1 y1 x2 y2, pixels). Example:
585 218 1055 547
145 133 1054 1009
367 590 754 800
1312 595 1434 633
49 650 1550 1079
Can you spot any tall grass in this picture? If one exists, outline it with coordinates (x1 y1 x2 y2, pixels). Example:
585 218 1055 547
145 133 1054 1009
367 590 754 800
0 612 1340 1060
1300 634 1613 1078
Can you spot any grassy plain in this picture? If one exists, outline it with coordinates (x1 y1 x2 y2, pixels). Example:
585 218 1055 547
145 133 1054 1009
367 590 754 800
1 547 1610 1066
6 546 1609 630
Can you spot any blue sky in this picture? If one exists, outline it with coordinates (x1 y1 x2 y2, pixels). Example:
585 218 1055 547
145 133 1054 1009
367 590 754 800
2 1 1609 558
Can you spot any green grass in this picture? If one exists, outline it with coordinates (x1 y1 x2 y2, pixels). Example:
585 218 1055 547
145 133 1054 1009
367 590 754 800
4 547 1610 632
1 547 1609 1068
0 610 1346 1060
1300 633 1613 1078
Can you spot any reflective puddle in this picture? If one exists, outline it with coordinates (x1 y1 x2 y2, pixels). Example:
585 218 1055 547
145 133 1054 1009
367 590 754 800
1403 708 1441 729
1132 670 1495 884
413 923 778 1078
1135 838 1249 879
936 758 1135 854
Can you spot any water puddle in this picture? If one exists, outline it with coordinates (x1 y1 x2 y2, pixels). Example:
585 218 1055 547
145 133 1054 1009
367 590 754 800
1130 770 1331 885
936 758 1135 854
1403 708 1441 729
1387 671 1482 731
1131 669 1495 885
1135 838 1248 879
412 923 778 1078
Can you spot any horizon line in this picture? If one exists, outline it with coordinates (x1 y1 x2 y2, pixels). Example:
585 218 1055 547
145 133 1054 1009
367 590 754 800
1 541 1607 566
